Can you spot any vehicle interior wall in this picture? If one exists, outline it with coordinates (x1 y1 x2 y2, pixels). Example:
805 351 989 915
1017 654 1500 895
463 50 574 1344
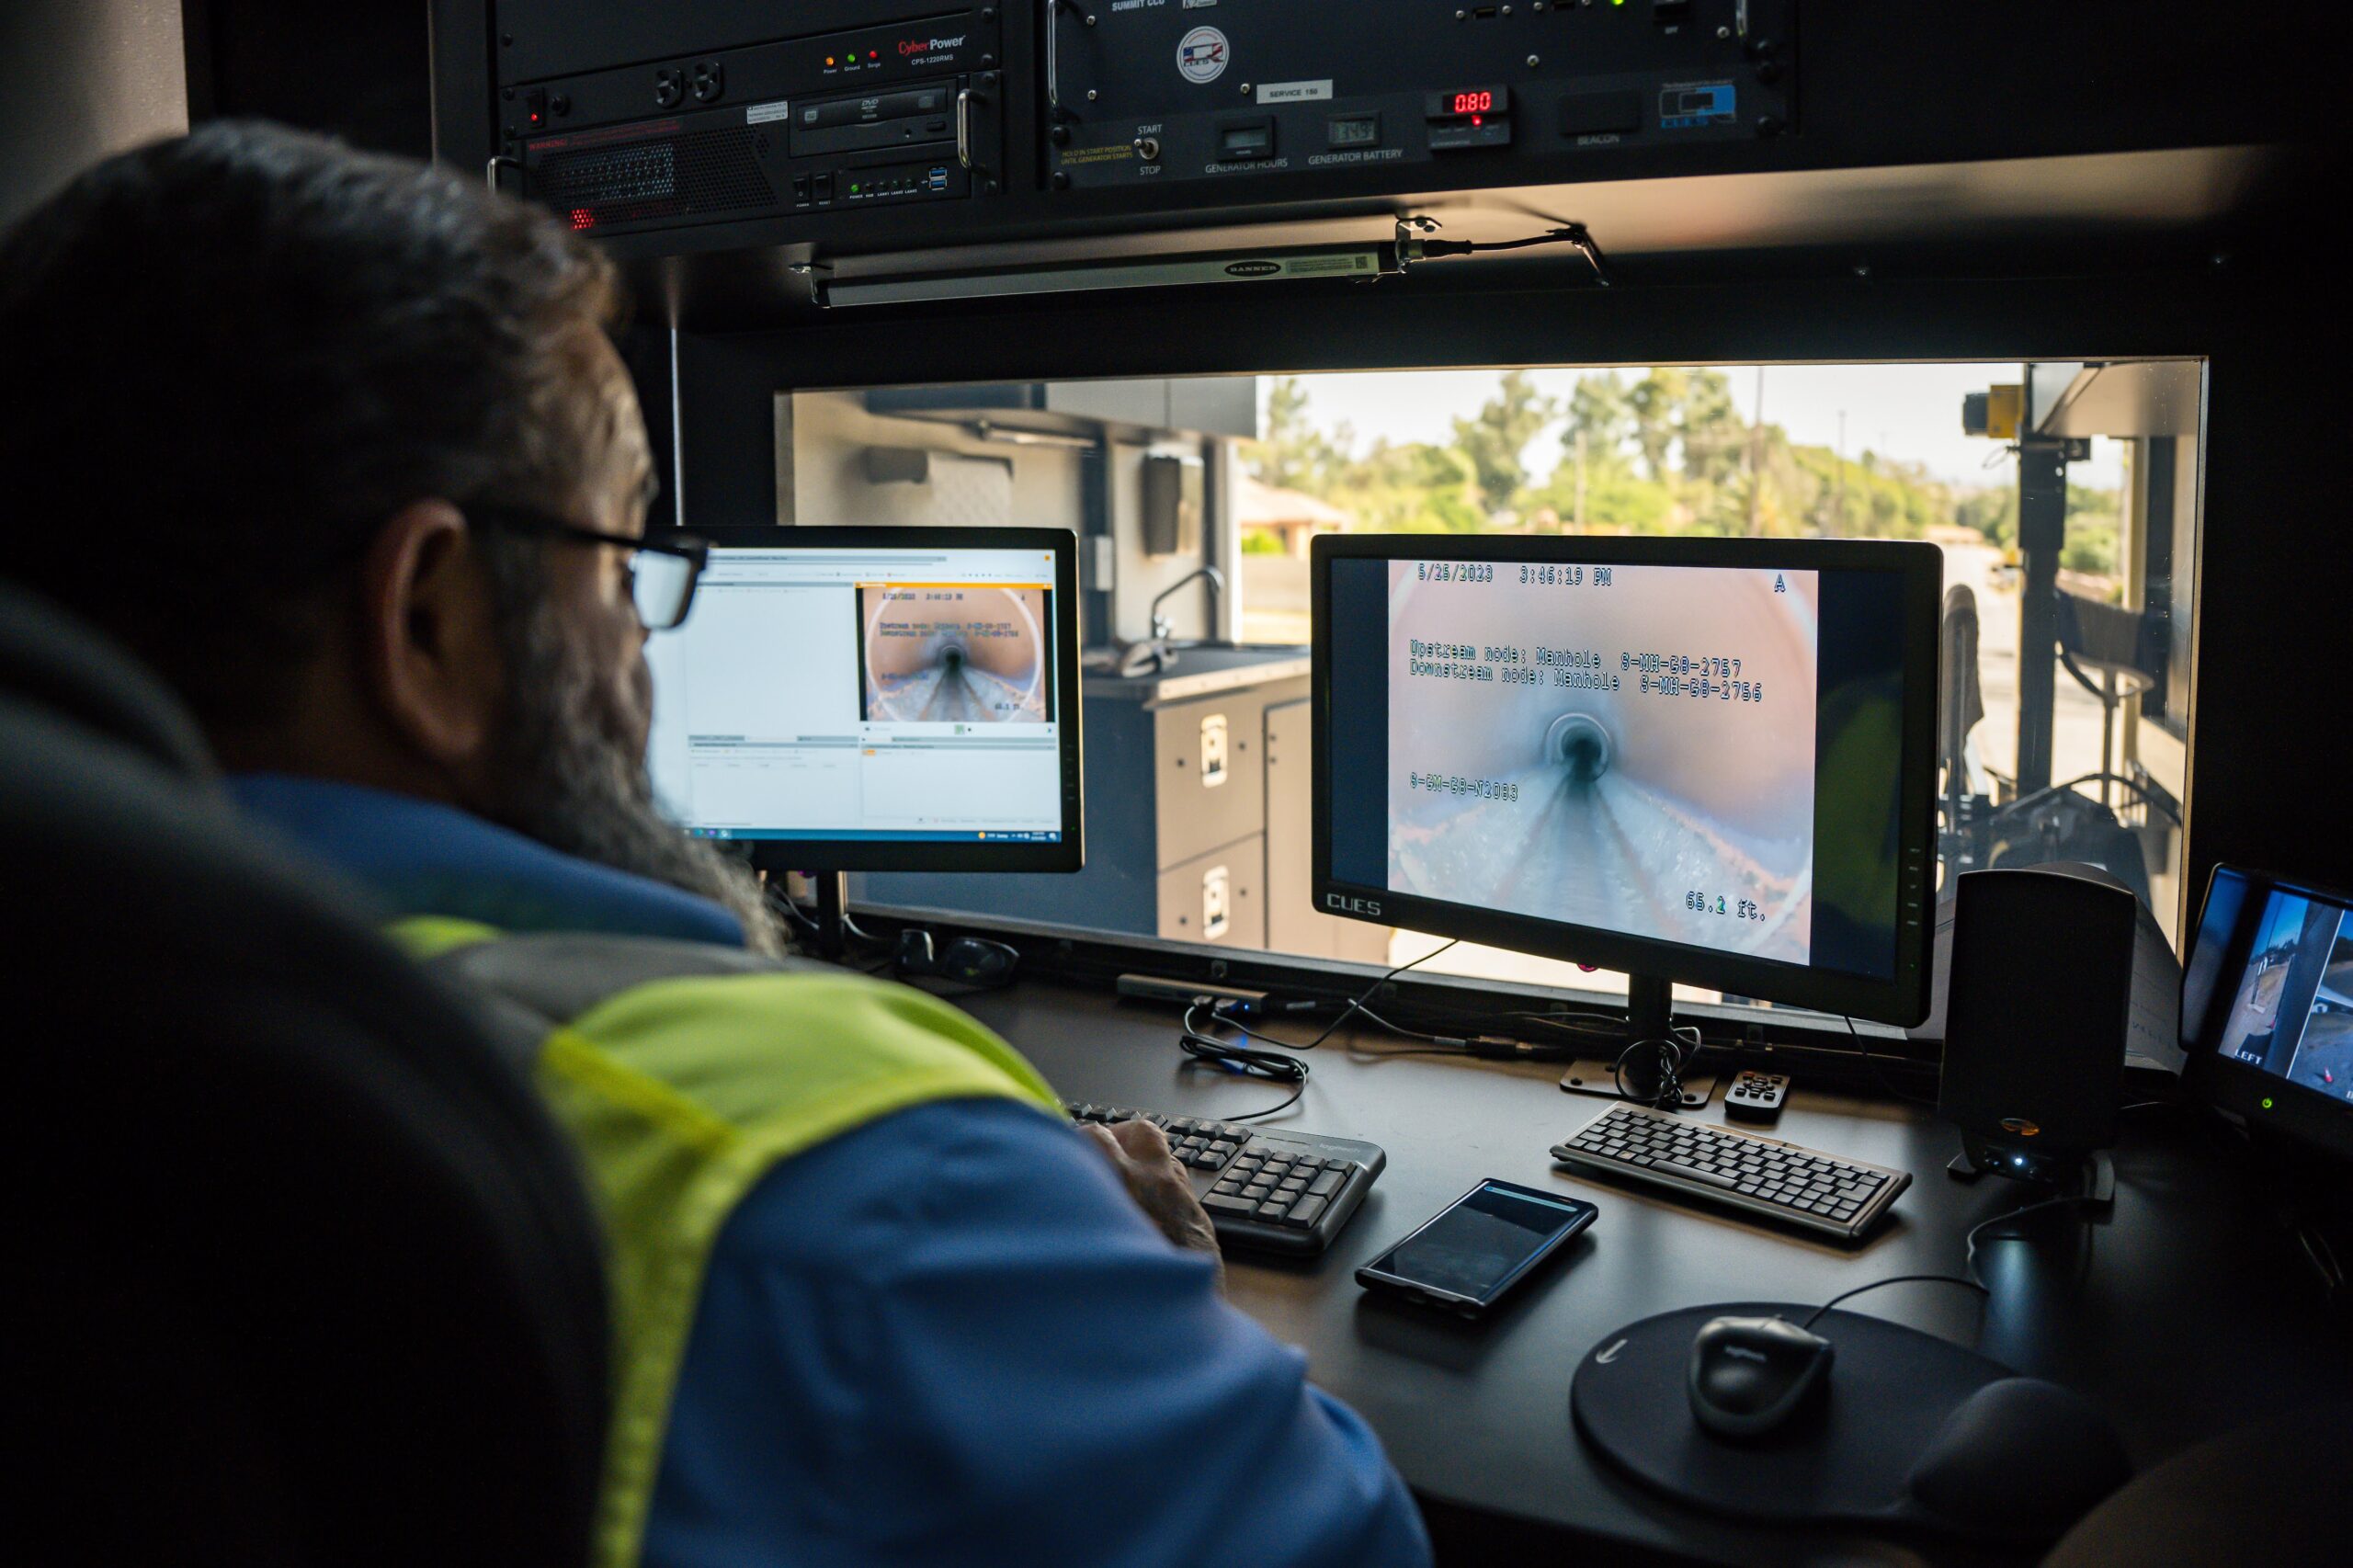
0 0 187 229
182 0 429 159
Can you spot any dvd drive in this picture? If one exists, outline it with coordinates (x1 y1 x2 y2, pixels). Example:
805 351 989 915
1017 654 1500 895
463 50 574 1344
791 85 955 158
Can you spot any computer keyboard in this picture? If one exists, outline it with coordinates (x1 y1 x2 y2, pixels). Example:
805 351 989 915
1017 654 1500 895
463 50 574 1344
1550 1103 1910 1244
1065 1102 1385 1256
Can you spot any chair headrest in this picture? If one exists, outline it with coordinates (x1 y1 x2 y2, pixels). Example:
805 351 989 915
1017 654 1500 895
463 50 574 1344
0 580 215 777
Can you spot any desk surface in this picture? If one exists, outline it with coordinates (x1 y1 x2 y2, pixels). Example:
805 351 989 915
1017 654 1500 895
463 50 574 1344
959 979 2353 1565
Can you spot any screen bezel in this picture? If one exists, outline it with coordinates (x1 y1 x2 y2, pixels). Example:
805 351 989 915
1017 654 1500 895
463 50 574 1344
1355 1178 1597 1312
1311 531 1942 1026
664 525 1085 874
2183 863 2353 1162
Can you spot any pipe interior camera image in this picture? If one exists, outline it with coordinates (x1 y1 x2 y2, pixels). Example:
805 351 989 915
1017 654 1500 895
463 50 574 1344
860 585 1051 723
1385 562 1819 964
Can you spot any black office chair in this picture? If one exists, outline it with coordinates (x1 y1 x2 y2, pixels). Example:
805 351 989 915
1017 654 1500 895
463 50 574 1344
0 585 610 1567
2043 1400 2353 1566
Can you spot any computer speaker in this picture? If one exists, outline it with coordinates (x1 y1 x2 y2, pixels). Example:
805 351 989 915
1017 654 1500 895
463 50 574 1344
1938 867 2138 1178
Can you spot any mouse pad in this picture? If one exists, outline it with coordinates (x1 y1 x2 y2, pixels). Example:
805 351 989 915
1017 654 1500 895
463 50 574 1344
1572 1302 2010 1530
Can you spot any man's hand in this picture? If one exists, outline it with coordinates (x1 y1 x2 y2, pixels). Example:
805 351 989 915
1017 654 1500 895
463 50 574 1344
1081 1119 1225 1286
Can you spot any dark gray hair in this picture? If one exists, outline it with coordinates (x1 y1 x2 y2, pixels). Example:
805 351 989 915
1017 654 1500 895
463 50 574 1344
0 119 626 728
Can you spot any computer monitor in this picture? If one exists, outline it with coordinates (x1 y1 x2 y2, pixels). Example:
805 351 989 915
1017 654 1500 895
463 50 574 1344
2181 865 2353 1162
645 527 1084 889
1311 534 1943 1031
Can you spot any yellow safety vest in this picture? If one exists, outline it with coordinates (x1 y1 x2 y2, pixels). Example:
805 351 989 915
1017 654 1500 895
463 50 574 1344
390 916 1062 1568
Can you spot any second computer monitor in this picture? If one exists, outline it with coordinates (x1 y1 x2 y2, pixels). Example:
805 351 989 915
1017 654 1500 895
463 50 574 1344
645 527 1082 873
1312 534 1941 1026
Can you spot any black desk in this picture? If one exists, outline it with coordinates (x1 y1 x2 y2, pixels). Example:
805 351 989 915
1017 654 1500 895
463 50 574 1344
958 979 2353 1565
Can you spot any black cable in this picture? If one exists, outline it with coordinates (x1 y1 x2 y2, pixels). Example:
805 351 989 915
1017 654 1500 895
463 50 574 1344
1611 1025 1704 1109
1504 1008 1642 1032
1332 1002 1460 1045
1177 1003 1313 1122
838 909 892 949
1802 1273 1986 1330
1228 1077 1308 1122
761 879 822 937
1406 222 1610 285
1180 945 1724 1107
1179 1004 1310 1081
1266 991 1674 1073
1964 1194 2095 1287
1268 940 1462 1051
1845 1014 1940 1106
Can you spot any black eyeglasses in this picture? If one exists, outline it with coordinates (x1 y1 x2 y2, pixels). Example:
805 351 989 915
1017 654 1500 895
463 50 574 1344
465 504 709 631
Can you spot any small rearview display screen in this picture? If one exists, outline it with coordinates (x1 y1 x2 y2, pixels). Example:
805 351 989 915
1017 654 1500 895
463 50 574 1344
1371 1183 1589 1302
2214 883 2353 1105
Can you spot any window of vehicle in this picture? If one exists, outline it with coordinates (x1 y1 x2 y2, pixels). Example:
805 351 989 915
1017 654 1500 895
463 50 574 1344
777 361 2200 1013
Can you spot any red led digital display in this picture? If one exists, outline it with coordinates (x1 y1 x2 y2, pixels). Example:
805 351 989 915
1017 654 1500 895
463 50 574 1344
1424 85 1508 123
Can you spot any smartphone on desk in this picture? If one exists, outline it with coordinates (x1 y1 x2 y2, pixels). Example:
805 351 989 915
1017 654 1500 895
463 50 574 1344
1356 1179 1597 1320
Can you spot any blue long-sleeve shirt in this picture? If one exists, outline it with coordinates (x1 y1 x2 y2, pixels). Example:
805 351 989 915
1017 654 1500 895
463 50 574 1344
232 775 1430 1568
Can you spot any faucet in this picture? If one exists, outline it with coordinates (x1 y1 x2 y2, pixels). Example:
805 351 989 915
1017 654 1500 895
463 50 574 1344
1148 564 1224 643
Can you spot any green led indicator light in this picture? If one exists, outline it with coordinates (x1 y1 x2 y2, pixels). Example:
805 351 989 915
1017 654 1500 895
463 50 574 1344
2262 1096 2276 1109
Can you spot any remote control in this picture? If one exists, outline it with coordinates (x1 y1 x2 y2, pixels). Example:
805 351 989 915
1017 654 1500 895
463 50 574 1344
1724 1070 1789 1124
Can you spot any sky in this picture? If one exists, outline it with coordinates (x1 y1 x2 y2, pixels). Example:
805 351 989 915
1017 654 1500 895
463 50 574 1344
1274 362 2129 492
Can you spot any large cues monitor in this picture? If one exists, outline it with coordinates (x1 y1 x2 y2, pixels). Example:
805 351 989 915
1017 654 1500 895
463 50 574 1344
645 527 1082 873
1313 535 1942 1026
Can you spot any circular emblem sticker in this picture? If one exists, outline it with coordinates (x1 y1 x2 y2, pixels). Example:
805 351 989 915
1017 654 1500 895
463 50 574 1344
1177 26 1230 85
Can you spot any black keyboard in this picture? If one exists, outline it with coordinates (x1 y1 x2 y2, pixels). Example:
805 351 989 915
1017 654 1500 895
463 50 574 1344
1065 1102 1385 1256
1550 1103 1910 1244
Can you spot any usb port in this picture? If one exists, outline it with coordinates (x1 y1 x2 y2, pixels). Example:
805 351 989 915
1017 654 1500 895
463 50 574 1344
927 166 949 190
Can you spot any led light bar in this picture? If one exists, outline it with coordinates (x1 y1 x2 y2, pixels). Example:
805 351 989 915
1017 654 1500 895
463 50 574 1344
814 243 1392 307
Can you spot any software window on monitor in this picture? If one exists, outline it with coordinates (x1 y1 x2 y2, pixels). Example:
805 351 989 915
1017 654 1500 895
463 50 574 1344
645 543 1066 844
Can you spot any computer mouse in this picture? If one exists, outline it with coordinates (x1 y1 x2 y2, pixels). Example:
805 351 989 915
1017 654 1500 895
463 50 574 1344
1905 1377 2131 1545
1686 1314 1835 1438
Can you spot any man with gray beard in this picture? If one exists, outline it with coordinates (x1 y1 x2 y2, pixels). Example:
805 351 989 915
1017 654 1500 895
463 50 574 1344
0 123 1428 1568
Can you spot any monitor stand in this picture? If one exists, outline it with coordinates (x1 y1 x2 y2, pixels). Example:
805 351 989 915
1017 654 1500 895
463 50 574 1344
808 870 854 963
1556 975 1719 1110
